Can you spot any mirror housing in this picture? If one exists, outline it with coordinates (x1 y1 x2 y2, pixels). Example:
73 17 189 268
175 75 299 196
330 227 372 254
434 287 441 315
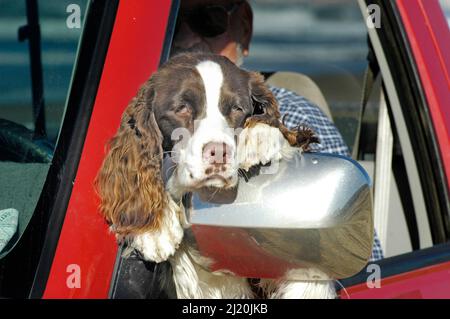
184 152 374 280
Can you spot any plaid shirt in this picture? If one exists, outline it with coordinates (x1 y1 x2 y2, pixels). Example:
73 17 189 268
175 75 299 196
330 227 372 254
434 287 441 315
271 86 384 262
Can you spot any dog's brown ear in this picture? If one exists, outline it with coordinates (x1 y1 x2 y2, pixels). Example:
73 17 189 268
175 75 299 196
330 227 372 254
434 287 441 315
248 71 281 125
95 79 167 240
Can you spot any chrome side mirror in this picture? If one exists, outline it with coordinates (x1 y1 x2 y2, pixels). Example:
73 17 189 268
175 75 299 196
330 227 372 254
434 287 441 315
185 152 373 280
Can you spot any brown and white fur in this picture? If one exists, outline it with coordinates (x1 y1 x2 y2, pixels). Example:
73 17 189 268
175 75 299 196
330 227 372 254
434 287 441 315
95 53 335 299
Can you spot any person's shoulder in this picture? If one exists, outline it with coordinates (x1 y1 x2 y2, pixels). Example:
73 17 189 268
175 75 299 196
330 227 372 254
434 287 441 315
269 85 309 102
268 85 327 117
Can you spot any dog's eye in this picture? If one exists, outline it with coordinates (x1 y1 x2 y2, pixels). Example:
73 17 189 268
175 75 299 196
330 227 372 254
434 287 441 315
175 104 192 116
232 105 244 113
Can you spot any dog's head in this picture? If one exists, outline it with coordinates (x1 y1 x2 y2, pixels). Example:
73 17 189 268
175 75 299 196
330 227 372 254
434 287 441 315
95 53 280 237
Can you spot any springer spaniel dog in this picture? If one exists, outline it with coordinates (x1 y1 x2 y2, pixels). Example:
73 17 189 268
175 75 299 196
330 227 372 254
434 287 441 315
96 53 336 299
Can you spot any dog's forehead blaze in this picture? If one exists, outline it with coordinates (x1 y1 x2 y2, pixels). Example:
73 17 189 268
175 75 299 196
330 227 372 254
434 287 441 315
195 59 251 112
150 54 253 131
195 60 224 119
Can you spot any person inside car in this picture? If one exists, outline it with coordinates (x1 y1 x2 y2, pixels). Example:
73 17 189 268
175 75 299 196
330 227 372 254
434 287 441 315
170 0 383 261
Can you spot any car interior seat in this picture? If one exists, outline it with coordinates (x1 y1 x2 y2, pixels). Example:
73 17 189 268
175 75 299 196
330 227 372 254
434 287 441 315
265 71 334 122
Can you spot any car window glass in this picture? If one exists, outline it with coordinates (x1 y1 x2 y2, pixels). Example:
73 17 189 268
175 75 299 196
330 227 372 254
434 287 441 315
0 0 88 258
244 0 368 152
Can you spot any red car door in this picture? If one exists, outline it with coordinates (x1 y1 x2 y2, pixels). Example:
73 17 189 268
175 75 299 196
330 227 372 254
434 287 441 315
29 0 175 298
